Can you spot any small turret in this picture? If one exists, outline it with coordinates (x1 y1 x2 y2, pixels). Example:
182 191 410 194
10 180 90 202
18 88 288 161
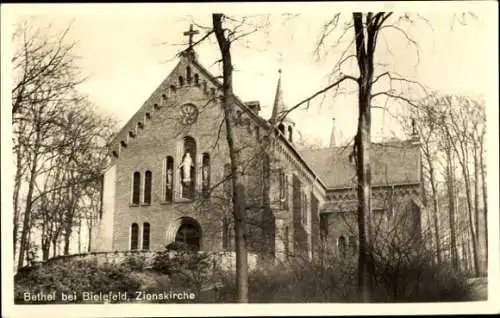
270 69 295 143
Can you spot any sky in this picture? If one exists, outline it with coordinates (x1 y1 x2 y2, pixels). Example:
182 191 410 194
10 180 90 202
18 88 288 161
4 2 498 148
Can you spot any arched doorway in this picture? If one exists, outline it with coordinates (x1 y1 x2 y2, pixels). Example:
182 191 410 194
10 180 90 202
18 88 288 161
165 217 202 251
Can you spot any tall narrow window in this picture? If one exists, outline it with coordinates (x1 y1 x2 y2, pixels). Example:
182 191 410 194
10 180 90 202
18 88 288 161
202 153 210 198
320 214 329 241
186 66 192 84
132 172 141 204
194 73 199 86
348 235 357 255
131 223 139 250
278 123 285 135
223 163 232 197
144 170 152 204
222 215 231 250
301 191 308 226
178 76 184 87
338 236 347 257
142 223 150 250
165 156 174 201
292 175 301 226
180 136 196 200
288 126 293 142
279 171 288 209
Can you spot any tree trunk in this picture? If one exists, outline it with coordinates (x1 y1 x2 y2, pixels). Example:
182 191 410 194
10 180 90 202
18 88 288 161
427 156 442 263
459 155 479 277
17 131 41 270
473 145 480 244
353 12 375 303
445 146 458 269
13 145 24 258
88 227 93 252
479 134 487 269
78 216 82 254
473 144 483 274
213 13 249 303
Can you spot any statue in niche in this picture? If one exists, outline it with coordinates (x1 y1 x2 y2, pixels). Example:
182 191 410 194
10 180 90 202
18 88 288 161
179 152 194 183
202 164 209 187
166 168 173 189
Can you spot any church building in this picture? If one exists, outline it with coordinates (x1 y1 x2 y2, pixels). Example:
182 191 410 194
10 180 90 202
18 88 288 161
91 26 424 262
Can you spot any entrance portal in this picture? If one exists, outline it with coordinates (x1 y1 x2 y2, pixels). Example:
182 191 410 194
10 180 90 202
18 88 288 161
172 217 201 251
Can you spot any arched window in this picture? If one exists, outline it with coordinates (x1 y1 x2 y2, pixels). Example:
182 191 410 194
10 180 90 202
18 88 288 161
222 215 232 251
165 156 174 202
255 126 260 140
161 94 167 105
142 222 150 250
202 81 207 92
130 223 139 250
202 153 210 198
144 170 152 204
194 73 199 86
186 66 192 84
278 123 285 135
170 85 177 93
338 236 347 257
145 112 151 120
288 126 293 142
180 136 196 200
223 163 232 197
279 171 288 209
132 172 141 204
178 76 184 87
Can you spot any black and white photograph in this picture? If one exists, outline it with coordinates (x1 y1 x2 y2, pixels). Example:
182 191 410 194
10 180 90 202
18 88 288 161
2 2 499 317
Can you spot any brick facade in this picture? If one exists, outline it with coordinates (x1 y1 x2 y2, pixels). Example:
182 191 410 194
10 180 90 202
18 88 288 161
92 52 424 263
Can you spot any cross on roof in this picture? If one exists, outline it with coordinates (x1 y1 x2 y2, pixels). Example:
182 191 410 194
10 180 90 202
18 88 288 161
183 24 200 51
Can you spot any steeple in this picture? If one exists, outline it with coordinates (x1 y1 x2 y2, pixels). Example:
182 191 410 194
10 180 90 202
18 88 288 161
271 69 286 123
329 118 336 147
270 69 295 143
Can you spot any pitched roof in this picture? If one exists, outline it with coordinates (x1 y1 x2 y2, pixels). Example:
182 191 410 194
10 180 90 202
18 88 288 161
298 140 421 189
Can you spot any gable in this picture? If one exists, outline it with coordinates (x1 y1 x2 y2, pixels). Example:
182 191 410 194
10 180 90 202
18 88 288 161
105 53 329 193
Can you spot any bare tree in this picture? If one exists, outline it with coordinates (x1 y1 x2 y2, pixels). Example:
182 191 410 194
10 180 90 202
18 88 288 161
212 13 251 303
399 101 443 264
279 12 425 301
12 20 116 269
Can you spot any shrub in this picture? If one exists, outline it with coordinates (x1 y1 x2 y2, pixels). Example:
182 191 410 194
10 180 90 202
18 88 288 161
151 244 211 294
213 257 358 303
15 259 141 304
123 253 147 271
211 252 472 303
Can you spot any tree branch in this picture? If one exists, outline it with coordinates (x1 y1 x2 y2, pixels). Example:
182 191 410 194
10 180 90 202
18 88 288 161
278 75 358 122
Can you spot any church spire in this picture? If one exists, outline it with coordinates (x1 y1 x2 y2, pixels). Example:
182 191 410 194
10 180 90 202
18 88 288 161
271 69 286 123
270 69 295 143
